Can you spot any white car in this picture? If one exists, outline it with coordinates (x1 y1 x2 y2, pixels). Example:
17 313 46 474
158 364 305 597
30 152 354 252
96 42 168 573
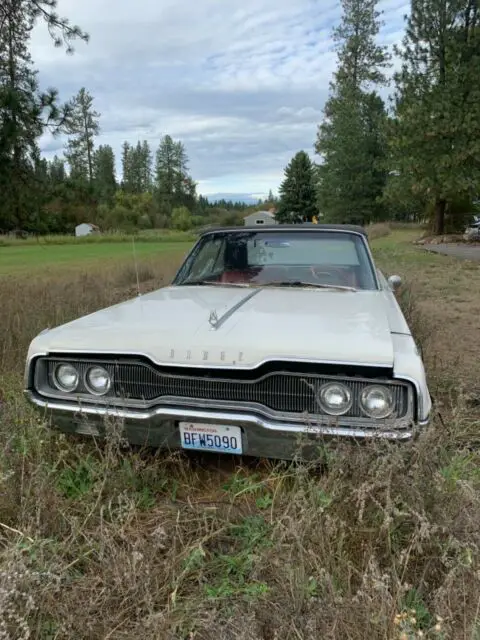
24 224 432 460
465 216 480 239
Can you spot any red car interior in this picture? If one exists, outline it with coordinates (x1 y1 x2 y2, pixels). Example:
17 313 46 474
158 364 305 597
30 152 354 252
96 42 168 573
218 241 360 287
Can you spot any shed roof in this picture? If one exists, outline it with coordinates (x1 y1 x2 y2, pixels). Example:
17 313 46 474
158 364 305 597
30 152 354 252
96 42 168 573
76 222 100 230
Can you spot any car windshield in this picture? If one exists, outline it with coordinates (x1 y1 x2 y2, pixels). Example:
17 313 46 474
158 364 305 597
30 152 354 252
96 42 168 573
174 230 378 291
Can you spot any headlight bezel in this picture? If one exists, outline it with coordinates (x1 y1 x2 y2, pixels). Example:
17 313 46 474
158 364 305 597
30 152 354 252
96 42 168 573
42 359 115 399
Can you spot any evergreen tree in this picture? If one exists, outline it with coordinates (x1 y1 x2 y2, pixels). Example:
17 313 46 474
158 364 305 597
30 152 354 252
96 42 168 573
155 134 176 215
121 141 132 191
315 0 389 225
0 0 87 230
64 87 100 184
49 155 66 185
121 140 153 194
388 0 480 234
333 0 389 88
0 1 75 229
0 1 88 54
140 140 152 192
155 134 196 216
276 151 318 223
267 189 276 203
93 145 116 204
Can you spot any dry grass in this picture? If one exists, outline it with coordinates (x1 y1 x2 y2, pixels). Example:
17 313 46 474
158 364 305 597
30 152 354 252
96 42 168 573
0 230 195 247
0 233 480 639
0 254 181 378
373 230 480 392
366 223 426 242
366 222 392 240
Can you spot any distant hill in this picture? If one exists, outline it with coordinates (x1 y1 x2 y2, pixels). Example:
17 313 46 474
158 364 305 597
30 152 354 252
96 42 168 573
202 193 267 205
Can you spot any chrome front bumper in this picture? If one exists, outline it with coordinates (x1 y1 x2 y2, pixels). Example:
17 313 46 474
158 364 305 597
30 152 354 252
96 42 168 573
25 391 428 460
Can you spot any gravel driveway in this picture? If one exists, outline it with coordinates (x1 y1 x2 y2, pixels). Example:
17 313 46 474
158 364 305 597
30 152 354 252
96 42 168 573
424 244 480 261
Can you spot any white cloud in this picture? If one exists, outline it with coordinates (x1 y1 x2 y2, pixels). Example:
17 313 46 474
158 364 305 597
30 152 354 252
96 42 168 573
31 0 409 197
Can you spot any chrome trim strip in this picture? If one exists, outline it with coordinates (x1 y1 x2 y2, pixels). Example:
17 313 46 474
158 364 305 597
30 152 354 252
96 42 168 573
26 351 394 372
392 373 427 422
360 234 381 290
30 392 413 428
25 391 417 441
418 416 430 427
209 287 262 331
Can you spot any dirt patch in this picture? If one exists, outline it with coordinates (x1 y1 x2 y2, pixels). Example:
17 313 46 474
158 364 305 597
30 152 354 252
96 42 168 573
415 234 480 246
422 244 480 262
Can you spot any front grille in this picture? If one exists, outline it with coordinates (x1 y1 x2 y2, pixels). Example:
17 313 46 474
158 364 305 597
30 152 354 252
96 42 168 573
41 358 410 419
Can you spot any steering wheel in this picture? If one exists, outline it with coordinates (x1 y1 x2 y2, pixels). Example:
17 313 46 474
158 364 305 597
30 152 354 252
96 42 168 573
309 265 353 287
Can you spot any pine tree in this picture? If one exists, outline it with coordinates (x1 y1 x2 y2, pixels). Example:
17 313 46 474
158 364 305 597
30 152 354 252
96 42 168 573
172 141 188 198
315 0 389 225
155 134 176 214
0 1 88 54
0 3 36 229
155 135 196 216
140 140 152 192
64 87 100 183
121 140 153 194
388 0 480 234
121 142 132 191
276 151 318 223
0 0 87 230
93 145 116 204
49 155 66 184
333 0 389 88
130 142 144 193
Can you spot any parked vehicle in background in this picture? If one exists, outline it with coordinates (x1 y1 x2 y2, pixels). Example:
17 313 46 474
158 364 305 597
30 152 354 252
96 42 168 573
24 224 431 460
465 216 480 240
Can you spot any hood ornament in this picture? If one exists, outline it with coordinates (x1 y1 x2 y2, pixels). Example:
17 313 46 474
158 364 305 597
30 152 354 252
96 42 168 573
208 310 219 328
207 288 262 331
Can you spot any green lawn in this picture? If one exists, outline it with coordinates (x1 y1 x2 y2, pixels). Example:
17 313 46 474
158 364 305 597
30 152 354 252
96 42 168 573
0 241 193 275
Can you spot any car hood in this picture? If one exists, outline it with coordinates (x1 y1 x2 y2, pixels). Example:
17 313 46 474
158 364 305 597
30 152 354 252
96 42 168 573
29 285 400 368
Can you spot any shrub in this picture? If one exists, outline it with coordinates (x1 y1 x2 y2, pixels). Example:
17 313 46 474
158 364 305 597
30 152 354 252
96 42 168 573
171 206 193 231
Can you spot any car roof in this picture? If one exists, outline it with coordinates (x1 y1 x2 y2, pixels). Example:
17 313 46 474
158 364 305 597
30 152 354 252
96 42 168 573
199 223 368 238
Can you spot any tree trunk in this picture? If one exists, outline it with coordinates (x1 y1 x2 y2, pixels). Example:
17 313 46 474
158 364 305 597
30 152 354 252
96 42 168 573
83 110 93 184
7 8 22 229
434 198 446 235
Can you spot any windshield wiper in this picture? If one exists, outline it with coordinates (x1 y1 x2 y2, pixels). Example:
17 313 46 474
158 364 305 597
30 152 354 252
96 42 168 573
180 279 356 291
258 281 357 292
181 280 251 287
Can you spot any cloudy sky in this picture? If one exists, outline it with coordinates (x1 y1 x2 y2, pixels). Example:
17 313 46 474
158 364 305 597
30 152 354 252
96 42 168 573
31 0 409 200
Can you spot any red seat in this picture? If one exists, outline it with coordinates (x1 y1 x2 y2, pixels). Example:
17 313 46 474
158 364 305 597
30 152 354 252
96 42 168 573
220 270 252 284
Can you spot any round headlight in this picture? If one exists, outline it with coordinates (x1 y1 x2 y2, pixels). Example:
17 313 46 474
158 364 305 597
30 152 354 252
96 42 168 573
318 382 352 415
360 385 394 419
54 363 79 393
85 366 112 396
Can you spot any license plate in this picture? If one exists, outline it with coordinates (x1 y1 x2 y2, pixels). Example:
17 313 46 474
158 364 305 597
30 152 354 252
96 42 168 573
179 422 243 455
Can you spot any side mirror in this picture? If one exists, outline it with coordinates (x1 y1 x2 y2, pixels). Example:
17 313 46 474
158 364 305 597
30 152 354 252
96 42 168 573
387 274 402 291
